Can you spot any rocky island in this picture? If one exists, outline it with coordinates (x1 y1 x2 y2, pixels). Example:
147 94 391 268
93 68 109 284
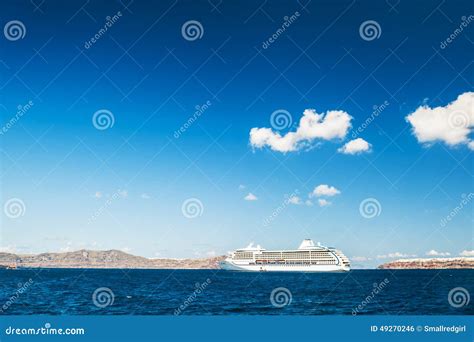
378 257 474 269
0 250 225 269
1 251 473 270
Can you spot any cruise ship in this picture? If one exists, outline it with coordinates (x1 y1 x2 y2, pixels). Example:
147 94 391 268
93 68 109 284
219 239 350 272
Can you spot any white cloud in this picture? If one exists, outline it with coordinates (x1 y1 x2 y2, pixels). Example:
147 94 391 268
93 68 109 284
250 108 353 152
0 245 17 253
426 250 451 257
59 241 73 253
94 191 103 199
288 196 302 205
351 256 371 262
238 184 246 190
249 128 298 152
318 199 331 207
405 92 474 149
141 193 150 199
460 250 474 257
338 138 371 155
377 252 417 259
244 193 258 201
305 200 313 206
206 250 217 257
117 189 128 198
311 184 340 197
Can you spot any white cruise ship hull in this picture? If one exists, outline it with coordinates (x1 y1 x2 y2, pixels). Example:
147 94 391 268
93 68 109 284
220 259 350 272
220 239 351 272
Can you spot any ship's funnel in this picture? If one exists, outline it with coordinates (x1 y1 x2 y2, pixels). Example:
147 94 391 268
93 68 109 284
298 239 316 249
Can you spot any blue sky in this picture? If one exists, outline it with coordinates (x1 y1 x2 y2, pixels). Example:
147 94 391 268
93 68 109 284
1 0 473 267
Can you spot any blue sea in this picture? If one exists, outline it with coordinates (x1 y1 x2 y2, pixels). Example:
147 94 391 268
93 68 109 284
0 269 472 315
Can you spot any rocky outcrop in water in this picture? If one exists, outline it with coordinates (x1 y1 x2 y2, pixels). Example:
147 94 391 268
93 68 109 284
0 250 225 269
378 257 474 269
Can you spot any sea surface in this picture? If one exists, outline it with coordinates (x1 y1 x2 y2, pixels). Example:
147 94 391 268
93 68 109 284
0 269 472 315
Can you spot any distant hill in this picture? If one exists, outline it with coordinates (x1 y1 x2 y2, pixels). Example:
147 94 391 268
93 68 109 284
5 251 470 270
378 257 474 269
0 249 225 269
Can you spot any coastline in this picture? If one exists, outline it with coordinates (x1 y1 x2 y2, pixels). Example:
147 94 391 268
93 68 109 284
0 249 224 270
1 250 472 270
378 257 474 269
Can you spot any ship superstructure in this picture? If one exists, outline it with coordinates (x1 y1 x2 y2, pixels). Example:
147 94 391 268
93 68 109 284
220 239 350 272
